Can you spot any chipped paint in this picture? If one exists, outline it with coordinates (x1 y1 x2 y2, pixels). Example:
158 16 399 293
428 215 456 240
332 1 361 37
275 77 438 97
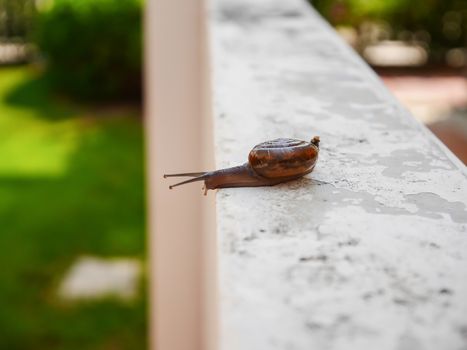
210 0 467 349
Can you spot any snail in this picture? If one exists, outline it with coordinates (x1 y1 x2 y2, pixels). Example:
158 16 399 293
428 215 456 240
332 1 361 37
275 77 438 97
164 136 320 194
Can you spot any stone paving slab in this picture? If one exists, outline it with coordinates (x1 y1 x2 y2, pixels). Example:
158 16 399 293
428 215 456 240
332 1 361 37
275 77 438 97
58 256 141 301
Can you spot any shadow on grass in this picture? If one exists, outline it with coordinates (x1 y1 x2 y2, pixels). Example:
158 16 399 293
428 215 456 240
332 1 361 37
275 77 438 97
0 68 147 350
5 71 142 123
4 73 79 122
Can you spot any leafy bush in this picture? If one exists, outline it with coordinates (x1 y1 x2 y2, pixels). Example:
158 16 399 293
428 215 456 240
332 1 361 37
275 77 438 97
312 0 467 64
34 0 142 101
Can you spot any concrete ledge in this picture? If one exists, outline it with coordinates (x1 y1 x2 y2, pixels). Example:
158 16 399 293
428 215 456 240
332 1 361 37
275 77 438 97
210 0 467 349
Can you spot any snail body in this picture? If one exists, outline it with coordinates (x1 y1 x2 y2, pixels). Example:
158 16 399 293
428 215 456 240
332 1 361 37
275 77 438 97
164 136 320 193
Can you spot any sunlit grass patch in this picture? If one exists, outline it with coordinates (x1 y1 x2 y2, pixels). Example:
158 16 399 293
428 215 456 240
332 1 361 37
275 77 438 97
0 66 146 350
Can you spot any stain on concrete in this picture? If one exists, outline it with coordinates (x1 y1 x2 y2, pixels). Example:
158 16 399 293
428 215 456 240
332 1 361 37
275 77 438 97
379 149 455 178
405 192 467 223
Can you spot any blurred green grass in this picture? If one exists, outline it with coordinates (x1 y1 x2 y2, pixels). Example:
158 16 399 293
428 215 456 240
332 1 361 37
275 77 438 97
0 66 147 350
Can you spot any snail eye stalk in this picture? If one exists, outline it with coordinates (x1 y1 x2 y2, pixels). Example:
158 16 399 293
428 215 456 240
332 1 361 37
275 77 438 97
311 136 320 147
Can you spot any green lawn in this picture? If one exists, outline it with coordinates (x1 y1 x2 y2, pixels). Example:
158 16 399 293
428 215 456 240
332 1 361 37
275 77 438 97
0 66 147 350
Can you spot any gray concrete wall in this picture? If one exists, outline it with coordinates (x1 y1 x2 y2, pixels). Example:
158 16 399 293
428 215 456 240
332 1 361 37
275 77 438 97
210 0 467 349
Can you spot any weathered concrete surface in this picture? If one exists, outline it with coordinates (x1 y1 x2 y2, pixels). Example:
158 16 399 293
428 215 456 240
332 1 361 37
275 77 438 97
209 0 467 349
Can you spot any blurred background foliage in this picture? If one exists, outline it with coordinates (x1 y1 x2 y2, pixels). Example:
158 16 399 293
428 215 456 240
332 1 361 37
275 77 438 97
312 0 467 65
34 0 142 101
1 0 143 102
0 0 34 40
1 0 146 348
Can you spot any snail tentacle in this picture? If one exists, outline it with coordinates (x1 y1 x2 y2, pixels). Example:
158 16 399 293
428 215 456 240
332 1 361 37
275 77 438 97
166 173 209 189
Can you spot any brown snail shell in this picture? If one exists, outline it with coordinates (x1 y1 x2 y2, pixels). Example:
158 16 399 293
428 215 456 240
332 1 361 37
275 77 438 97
248 138 319 178
164 136 320 194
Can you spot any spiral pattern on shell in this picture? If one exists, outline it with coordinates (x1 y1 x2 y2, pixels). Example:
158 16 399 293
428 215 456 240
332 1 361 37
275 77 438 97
248 138 319 178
